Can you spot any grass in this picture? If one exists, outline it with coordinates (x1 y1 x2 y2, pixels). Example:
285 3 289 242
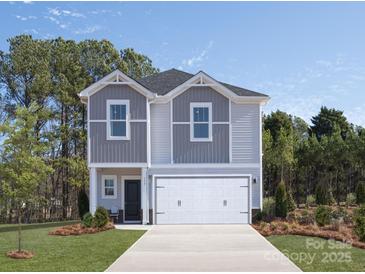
267 235 365 272
0 222 145 271
0 221 79 233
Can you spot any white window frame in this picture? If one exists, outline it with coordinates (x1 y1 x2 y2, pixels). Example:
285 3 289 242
190 102 212 142
101 175 117 199
106 99 130 140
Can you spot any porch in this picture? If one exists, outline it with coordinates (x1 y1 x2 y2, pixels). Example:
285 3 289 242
89 167 150 224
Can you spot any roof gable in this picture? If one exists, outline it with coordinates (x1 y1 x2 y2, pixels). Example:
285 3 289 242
79 70 156 101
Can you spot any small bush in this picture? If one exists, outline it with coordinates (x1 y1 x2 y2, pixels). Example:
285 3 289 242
346 193 356 206
315 205 332 226
275 181 288 218
286 211 298 223
298 209 315 225
331 207 351 224
94 207 109 228
82 212 94 228
356 181 365 205
315 183 335 205
262 197 276 222
287 189 296 212
353 205 365 242
306 195 316 207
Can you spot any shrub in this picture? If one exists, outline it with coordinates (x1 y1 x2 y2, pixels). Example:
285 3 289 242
94 207 109 228
287 189 296 212
306 195 316 207
346 193 356 206
78 189 89 219
262 197 276 222
275 181 288 218
82 212 94 228
315 205 332 226
286 211 298 223
315 183 335 205
356 181 365 205
331 207 351 224
298 209 315 225
353 205 365 242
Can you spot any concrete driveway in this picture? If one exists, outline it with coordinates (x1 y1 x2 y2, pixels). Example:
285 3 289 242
106 225 301 272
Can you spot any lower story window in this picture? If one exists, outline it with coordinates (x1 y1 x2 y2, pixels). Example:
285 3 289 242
102 175 117 199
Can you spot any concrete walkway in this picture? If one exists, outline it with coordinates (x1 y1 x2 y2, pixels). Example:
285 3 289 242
106 225 301 272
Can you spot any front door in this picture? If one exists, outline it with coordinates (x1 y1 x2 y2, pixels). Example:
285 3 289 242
124 180 141 222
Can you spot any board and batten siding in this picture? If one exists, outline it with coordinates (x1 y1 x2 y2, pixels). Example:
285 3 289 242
231 103 260 164
88 84 148 163
90 85 146 120
172 86 229 163
90 122 147 163
173 86 229 122
173 124 229 163
150 103 171 164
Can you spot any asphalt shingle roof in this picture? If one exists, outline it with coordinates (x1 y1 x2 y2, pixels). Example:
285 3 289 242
137 68 268 97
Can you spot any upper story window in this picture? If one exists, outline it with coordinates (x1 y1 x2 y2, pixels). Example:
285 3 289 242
101 175 117 199
190 102 212 142
106 99 130 140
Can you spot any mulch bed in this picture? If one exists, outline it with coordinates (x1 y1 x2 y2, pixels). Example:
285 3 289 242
253 221 365 250
48 223 115 236
6 250 34 259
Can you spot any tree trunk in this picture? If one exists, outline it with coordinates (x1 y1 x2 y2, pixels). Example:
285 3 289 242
17 208 22 252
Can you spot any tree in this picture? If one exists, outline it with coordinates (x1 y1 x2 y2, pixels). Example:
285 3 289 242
120 48 159 79
275 128 295 181
0 103 53 252
356 181 365 205
275 181 288 218
0 35 52 115
310 106 350 140
264 110 293 143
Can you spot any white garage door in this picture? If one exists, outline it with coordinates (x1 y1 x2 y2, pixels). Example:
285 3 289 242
155 177 249 224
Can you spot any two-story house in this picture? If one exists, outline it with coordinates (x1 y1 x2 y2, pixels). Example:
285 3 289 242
79 69 269 225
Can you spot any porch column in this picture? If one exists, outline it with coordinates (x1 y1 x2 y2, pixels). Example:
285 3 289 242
141 168 148 224
90 167 97 214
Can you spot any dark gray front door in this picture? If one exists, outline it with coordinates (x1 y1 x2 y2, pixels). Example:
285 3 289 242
124 180 141 222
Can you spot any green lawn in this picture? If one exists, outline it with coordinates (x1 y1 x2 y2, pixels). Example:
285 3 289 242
267 235 365 272
0 222 145 271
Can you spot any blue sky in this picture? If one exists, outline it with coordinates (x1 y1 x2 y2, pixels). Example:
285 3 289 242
1 1 365 126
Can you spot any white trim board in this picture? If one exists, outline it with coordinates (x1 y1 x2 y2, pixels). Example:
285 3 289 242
79 70 155 100
190 102 212 142
89 163 148 168
106 99 130 141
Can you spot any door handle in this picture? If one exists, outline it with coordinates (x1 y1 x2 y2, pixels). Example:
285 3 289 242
223 200 227 206
178 200 182 207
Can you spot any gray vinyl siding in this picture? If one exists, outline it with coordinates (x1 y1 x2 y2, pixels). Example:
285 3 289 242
151 103 171 164
231 103 260 164
97 168 141 210
173 87 229 122
90 85 146 120
148 167 261 208
90 122 147 163
173 124 229 163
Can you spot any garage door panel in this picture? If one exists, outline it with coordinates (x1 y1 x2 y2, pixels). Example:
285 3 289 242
155 177 249 224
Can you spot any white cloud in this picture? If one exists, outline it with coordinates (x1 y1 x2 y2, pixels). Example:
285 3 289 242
74 25 101 35
48 8 86 18
181 40 214 68
15 15 37 21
